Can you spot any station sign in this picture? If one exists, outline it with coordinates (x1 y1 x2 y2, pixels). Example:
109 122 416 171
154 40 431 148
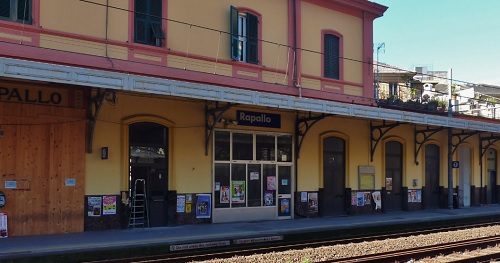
236 110 281 128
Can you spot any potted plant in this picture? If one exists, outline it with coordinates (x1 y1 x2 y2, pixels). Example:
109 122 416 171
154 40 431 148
427 99 439 111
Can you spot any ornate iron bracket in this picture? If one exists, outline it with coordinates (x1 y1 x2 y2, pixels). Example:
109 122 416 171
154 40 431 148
296 113 332 158
451 130 480 155
370 121 400 162
479 133 500 164
205 102 237 156
414 126 445 165
87 89 116 153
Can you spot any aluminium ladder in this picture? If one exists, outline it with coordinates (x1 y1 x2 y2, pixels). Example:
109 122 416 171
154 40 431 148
128 179 150 228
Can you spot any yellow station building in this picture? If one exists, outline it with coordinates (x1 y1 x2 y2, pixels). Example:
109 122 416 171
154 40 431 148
0 0 498 237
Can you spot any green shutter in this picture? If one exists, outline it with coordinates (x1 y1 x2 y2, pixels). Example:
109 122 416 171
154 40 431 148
230 6 239 61
324 34 339 79
246 13 258 64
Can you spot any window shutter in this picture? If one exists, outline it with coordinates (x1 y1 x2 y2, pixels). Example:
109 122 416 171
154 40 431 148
324 34 339 79
149 0 163 45
134 0 148 43
246 13 258 64
230 6 239 61
0 0 10 19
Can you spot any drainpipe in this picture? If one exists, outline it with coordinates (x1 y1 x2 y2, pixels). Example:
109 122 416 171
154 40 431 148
292 0 301 98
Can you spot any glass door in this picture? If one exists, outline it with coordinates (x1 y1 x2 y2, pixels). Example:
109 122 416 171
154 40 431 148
277 165 292 219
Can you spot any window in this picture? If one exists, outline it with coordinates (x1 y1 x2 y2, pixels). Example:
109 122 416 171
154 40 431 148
324 34 340 79
134 0 164 46
0 0 32 24
230 6 258 64
389 82 398 97
213 131 292 209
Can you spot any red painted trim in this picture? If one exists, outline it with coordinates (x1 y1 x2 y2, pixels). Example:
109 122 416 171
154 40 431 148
303 0 387 18
302 73 362 88
234 7 263 66
321 29 344 82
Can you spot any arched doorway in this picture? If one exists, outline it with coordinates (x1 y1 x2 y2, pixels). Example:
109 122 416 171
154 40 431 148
322 136 346 216
385 141 403 212
458 146 471 207
487 149 497 204
129 122 169 227
424 144 440 209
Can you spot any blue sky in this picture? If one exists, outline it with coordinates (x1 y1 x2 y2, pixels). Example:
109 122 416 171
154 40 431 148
373 0 500 86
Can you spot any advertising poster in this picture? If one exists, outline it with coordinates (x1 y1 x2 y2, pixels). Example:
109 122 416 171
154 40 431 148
88 196 102 217
267 176 276 190
196 194 211 219
264 191 274 206
372 191 382 209
220 186 229 203
308 192 318 213
0 212 7 238
356 192 364 206
364 192 371 205
177 195 186 213
408 190 422 203
186 203 192 213
351 192 357 206
386 178 393 191
102 195 117 215
279 198 290 215
231 181 245 203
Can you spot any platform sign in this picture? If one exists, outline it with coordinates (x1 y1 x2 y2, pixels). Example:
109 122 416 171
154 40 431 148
452 161 460 168
0 212 7 238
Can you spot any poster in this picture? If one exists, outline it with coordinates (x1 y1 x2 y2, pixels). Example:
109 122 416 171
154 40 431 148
301 192 308 202
196 194 211 219
186 194 192 203
102 196 117 215
220 186 230 203
386 178 393 191
364 192 371 205
231 181 245 203
371 191 381 209
88 196 102 217
264 191 274 206
250 172 259 180
214 182 220 191
408 190 422 203
177 195 186 212
186 203 192 213
351 192 357 206
356 192 364 206
0 212 7 238
308 192 318 213
280 198 290 214
267 176 276 190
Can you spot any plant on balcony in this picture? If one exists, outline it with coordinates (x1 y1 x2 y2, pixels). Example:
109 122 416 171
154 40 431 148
427 99 439 111
437 99 448 111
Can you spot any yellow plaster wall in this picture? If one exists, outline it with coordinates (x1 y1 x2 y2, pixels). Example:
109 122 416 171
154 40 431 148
167 0 289 70
85 93 211 195
300 2 363 84
40 0 128 41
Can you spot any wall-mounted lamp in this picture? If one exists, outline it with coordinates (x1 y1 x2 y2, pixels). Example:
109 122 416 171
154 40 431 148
218 118 238 128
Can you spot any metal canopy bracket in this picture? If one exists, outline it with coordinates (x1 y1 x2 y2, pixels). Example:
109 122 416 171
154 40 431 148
205 102 237 156
87 89 116 153
296 112 333 159
370 121 400 162
414 126 445 165
479 133 500 164
451 130 480 155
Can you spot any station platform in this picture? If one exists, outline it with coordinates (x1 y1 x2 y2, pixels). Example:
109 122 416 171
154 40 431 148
2 205 500 262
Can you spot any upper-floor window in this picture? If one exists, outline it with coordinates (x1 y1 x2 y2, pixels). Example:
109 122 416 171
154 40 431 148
389 82 398 97
324 34 340 79
134 0 165 47
0 0 32 24
230 6 258 64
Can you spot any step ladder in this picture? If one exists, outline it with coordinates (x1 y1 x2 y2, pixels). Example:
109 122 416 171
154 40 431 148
128 179 149 228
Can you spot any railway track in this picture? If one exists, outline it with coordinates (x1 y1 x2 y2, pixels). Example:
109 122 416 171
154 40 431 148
85 222 500 263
